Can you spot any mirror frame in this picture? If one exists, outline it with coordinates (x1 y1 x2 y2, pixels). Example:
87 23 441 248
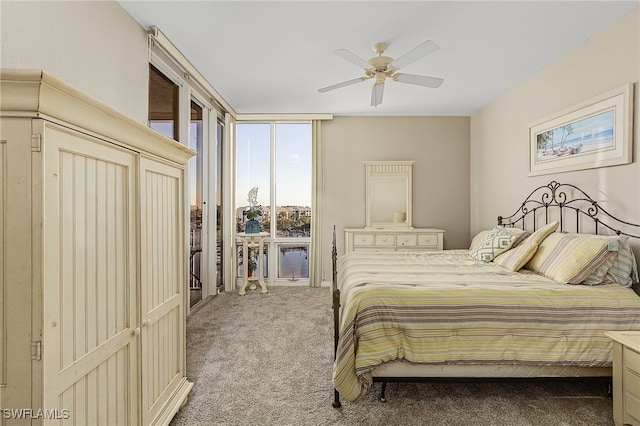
364 160 414 229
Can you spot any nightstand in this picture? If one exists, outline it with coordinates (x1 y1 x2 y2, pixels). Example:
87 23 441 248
606 331 640 426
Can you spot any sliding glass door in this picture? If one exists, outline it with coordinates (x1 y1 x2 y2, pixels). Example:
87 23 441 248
189 100 204 307
215 120 224 293
148 40 231 311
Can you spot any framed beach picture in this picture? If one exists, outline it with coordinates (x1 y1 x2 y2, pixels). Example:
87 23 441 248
528 83 633 176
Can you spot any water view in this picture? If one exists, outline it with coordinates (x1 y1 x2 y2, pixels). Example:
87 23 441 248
236 244 309 279
278 246 309 279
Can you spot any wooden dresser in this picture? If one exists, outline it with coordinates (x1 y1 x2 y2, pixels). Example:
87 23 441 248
606 331 640 426
345 228 445 253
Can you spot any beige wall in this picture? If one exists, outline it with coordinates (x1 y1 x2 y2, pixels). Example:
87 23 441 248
5 1 636 282
322 116 470 277
0 1 149 122
470 7 640 252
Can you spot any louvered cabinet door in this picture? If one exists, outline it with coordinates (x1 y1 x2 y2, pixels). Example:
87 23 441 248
41 121 139 425
139 155 191 425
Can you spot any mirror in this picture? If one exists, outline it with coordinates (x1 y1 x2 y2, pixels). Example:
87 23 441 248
365 161 413 228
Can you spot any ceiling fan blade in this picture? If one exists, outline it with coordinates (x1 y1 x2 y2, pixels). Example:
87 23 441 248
318 77 367 93
389 40 440 71
392 73 444 88
334 49 373 70
370 82 384 107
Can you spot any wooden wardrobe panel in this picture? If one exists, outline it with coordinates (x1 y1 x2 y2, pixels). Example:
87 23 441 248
139 156 188 425
41 122 139 424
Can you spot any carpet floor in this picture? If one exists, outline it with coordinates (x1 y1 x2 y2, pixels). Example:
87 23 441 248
170 286 614 426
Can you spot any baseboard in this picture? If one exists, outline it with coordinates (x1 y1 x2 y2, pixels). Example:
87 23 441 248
152 378 194 426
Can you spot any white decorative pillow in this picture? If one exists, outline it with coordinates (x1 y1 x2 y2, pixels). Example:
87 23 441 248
470 227 529 252
468 229 517 262
495 226 531 247
469 230 491 251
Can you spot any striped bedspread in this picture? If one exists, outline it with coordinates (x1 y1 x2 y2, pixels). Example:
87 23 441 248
333 250 640 402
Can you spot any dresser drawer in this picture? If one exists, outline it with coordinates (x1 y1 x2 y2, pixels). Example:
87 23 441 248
623 347 640 423
624 390 640 423
353 233 374 246
375 234 395 246
625 346 640 374
606 331 640 426
417 233 439 247
397 234 417 247
345 228 445 253
624 365 640 398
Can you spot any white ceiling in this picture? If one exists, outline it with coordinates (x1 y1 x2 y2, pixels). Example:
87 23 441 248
118 1 638 116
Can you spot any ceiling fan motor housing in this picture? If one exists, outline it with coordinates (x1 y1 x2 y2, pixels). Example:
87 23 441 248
368 55 394 84
368 56 393 71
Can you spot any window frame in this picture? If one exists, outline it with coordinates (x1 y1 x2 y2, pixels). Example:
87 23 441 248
234 120 312 286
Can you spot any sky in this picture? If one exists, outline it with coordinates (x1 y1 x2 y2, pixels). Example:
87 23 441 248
235 122 311 209
151 120 312 209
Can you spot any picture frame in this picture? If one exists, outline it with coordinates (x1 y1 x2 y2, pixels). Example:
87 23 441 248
528 83 633 176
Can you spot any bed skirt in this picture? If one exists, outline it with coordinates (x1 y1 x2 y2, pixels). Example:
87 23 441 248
371 361 612 378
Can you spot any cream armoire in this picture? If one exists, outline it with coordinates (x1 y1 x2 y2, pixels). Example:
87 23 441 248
0 70 194 425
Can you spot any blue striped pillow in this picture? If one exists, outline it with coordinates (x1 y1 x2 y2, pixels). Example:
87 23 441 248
581 235 638 287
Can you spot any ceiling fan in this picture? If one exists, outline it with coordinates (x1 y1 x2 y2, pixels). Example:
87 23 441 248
318 41 444 107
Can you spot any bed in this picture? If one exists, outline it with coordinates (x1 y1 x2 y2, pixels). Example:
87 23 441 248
331 181 640 407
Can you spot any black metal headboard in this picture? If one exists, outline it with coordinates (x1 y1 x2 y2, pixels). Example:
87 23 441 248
497 181 640 239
